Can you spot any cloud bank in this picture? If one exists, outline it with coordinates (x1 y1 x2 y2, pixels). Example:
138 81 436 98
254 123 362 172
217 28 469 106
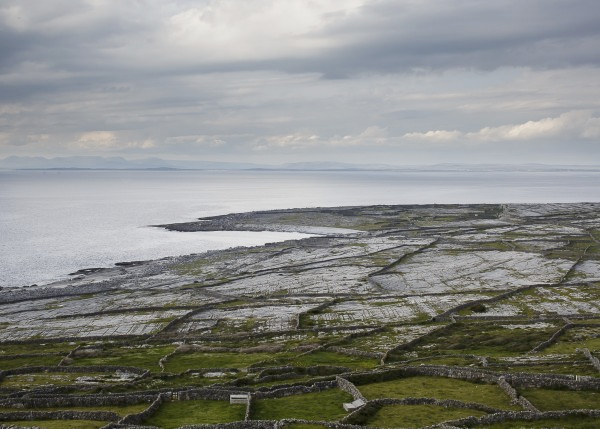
1 0 599 164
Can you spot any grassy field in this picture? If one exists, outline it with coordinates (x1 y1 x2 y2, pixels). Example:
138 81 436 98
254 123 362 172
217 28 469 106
163 351 293 373
1 372 120 388
144 400 246 428
0 403 149 416
0 354 63 370
251 388 353 421
0 420 107 429
290 350 380 369
365 404 487 428
357 376 520 410
2 204 600 428
519 388 600 411
483 415 600 429
70 345 176 372
388 321 560 360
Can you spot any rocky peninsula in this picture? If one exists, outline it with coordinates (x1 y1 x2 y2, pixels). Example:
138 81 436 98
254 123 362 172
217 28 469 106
0 203 599 428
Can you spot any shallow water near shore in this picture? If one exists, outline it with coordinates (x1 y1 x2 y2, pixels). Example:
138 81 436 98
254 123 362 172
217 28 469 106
1 168 600 288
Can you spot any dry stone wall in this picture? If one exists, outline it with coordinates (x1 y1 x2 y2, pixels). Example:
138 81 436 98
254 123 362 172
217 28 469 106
335 376 365 402
117 393 166 425
0 410 119 422
341 397 501 426
444 409 600 427
496 376 538 412
580 347 600 373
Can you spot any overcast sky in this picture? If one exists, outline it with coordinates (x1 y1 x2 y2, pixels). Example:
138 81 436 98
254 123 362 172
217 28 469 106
1 0 600 165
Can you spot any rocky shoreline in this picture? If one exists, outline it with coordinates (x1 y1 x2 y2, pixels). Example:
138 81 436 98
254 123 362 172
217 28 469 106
1 203 599 428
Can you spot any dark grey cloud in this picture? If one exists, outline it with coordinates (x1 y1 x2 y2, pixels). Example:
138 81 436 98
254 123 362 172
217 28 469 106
282 0 600 75
1 0 599 165
4 0 600 79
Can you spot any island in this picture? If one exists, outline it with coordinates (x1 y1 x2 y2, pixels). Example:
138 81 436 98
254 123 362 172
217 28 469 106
0 203 599 429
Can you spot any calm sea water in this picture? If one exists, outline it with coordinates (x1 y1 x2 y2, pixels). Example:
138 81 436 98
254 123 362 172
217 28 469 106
1 169 599 288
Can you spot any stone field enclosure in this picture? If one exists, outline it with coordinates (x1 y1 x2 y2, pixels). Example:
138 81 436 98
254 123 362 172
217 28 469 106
1 203 599 429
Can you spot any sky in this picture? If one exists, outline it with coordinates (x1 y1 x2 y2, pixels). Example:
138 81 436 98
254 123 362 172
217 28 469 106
1 0 600 166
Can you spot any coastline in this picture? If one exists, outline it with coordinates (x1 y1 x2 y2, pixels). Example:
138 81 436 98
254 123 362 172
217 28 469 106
3 201 599 309
0 202 599 429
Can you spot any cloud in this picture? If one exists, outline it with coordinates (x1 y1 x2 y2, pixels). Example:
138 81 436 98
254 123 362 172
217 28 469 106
74 131 118 149
1 1 600 164
252 126 389 151
74 131 155 151
403 130 462 142
3 0 600 79
403 111 600 144
165 135 227 147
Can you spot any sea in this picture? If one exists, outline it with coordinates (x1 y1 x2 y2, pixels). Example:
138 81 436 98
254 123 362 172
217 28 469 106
1 169 600 288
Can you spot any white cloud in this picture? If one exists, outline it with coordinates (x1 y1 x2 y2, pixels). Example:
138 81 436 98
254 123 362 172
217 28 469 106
160 0 366 63
74 131 155 151
165 135 227 147
403 111 600 144
75 131 118 149
252 126 388 151
403 130 461 142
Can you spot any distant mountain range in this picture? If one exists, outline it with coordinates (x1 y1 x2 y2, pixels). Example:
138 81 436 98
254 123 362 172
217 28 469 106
1 156 599 172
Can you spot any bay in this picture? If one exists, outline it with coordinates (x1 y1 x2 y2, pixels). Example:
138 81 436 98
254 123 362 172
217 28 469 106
1 169 599 288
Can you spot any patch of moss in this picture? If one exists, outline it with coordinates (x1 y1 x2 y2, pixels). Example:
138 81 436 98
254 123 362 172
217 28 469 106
252 388 353 421
366 404 487 428
358 376 519 410
144 400 245 428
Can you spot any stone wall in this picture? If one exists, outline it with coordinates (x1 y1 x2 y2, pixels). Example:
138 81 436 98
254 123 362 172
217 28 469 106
0 410 119 422
529 323 572 352
0 365 148 382
579 347 600 373
254 365 350 384
431 284 538 322
117 393 166 425
0 394 155 409
382 324 454 361
326 346 383 360
172 388 243 402
504 372 600 391
496 376 538 412
341 397 500 426
252 380 338 400
244 394 253 421
444 409 600 427
335 376 365 402
345 366 498 387
178 421 276 429
277 419 371 429
0 281 120 305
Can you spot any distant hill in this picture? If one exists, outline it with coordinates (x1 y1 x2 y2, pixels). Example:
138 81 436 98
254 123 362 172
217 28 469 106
1 156 599 172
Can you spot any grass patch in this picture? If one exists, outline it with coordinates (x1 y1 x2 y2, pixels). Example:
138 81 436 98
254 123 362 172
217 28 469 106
252 388 353 421
392 321 559 359
144 400 245 428
291 351 379 369
414 355 481 366
520 388 600 411
164 352 292 373
71 345 176 372
0 403 149 416
0 354 63 370
1 372 129 388
497 361 599 377
484 415 600 429
282 424 329 429
366 404 487 428
0 343 77 355
543 326 600 354
0 420 107 429
358 376 519 410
